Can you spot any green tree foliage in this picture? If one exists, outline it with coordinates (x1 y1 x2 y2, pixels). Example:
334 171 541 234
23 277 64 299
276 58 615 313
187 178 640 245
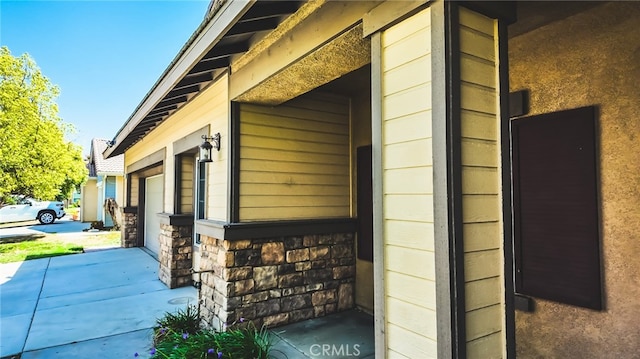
0 46 87 204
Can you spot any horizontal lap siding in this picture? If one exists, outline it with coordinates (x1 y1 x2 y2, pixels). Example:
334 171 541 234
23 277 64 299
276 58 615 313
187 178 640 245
381 8 437 358
459 7 504 358
125 75 229 220
238 94 350 221
180 156 194 214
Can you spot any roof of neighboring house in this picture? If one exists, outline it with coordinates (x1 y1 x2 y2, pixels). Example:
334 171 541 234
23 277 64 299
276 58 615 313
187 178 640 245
88 138 124 176
86 161 96 177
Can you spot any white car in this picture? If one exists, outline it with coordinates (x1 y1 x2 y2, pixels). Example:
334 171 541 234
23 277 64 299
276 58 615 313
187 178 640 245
0 198 66 225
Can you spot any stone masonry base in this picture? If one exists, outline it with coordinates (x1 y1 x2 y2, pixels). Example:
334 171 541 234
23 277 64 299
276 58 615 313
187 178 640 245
198 232 356 330
121 211 137 248
158 223 193 289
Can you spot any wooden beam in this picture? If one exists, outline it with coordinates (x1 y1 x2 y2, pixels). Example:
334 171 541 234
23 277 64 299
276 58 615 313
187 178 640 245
188 58 229 76
156 95 187 109
226 17 279 36
202 42 250 61
148 107 174 117
241 1 299 21
153 102 182 112
139 116 164 125
175 72 213 89
165 85 200 101
130 128 151 136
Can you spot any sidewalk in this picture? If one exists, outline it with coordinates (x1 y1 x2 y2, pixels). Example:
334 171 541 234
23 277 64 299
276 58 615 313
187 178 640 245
0 248 197 358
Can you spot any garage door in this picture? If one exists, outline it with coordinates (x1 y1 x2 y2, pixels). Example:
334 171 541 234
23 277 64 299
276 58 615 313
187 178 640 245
144 175 163 257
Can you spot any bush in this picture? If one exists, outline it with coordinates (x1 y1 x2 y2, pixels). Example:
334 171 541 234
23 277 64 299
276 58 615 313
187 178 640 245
143 306 273 359
154 304 201 344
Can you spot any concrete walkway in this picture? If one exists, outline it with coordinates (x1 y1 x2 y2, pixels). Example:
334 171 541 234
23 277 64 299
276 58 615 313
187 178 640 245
1 247 375 359
271 310 375 358
0 248 197 359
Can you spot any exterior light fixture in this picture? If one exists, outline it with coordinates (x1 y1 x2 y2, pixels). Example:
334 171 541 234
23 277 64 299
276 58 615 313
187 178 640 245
199 133 220 163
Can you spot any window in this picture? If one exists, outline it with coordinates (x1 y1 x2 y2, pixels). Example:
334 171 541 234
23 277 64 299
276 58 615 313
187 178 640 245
511 106 602 310
194 159 206 245
196 160 206 220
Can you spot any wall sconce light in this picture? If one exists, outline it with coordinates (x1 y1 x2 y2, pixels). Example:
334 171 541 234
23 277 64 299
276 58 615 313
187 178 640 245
199 133 220 163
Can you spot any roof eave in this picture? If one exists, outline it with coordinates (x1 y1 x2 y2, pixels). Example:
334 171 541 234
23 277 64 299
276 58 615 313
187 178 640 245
104 0 255 159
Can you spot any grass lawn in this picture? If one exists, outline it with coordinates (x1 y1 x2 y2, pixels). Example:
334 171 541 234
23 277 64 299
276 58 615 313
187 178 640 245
0 231 121 264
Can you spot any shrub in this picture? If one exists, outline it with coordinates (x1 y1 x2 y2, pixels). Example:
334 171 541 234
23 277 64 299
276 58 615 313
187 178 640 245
154 304 200 345
151 323 272 359
144 307 273 359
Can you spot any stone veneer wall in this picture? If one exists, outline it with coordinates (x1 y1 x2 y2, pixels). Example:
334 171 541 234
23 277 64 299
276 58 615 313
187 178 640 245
198 232 356 330
158 223 193 288
121 211 137 248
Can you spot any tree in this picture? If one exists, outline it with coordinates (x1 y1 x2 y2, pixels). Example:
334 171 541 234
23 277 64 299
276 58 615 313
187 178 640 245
0 46 87 205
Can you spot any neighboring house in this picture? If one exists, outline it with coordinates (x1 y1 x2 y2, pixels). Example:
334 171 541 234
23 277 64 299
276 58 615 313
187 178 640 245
104 1 640 358
81 138 124 227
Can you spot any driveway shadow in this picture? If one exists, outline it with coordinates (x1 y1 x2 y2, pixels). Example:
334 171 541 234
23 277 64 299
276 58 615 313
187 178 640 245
0 220 90 239
0 234 46 244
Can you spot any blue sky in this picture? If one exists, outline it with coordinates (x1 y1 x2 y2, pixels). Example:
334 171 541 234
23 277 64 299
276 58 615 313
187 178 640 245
1 0 210 155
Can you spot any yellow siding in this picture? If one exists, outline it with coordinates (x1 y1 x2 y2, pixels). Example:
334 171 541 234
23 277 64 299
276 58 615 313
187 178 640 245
181 155 195 214
458 7 504 357
129 173 139 207
125 74 229 221
238 93 350 221
116 176 125 206
381 8 437 358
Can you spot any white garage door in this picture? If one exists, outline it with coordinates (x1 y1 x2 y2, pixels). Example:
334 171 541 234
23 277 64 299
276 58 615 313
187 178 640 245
144 175 163 257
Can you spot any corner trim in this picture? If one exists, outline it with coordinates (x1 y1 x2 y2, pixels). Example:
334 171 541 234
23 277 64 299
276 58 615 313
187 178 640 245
433 1 466 357
370 31 386 359
499 19 517 359
195 218 357 240
174 155 183 214
230 101 241 222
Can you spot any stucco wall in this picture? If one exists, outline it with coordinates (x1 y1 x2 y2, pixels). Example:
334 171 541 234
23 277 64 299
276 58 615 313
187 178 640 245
509 2 640 357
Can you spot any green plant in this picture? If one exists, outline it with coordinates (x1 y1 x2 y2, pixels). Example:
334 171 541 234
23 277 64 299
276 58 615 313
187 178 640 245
150 322 272 359
154 304 201 344
143 310 274 359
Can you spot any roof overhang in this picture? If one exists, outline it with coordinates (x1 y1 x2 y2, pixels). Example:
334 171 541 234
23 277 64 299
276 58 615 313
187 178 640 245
105 0 302 158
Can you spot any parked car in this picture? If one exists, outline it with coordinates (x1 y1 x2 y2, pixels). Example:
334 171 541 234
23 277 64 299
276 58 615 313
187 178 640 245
0 198 66 224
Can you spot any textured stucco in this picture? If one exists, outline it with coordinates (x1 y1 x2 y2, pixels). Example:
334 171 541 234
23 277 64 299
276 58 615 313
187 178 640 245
509 2 640 358
234 24 371 105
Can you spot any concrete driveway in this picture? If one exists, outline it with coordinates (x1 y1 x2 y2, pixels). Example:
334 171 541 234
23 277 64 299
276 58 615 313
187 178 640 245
0 248 197 358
